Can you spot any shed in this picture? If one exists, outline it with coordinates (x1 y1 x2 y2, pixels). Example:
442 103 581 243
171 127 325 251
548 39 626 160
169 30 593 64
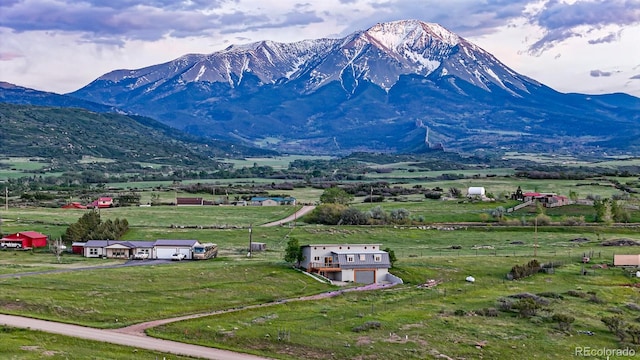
1 231 48 248
176 197 204 206
153 239 199 260
614 254 640 267
251 242 267 251
71 242 86 254
467 187 486 197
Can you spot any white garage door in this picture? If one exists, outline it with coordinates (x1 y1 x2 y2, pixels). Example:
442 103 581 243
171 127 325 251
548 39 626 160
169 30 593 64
355 270 375 284
156 247 192 259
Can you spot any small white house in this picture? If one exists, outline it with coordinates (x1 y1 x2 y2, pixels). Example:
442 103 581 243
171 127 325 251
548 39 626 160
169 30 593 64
467 187 486 197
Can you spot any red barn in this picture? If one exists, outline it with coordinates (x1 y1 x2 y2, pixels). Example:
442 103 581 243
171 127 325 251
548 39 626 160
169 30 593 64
1 231 48 249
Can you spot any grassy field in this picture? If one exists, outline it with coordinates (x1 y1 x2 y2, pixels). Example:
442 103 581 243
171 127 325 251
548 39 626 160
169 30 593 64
149 256 640 359
0 327 193 359
2 186 640 358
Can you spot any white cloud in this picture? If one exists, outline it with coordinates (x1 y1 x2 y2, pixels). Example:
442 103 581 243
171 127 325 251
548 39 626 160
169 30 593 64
0 0 638 96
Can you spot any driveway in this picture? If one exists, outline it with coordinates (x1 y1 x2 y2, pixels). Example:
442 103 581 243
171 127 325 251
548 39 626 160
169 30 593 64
0 314 271 360
261 205 316 227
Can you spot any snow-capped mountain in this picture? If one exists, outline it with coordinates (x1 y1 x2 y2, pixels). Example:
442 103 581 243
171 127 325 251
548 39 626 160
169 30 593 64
83 20 535 97
67 20 640 154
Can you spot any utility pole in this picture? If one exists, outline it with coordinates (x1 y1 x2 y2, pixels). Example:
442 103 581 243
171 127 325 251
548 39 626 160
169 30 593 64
534 217 538 258
248 224 253 258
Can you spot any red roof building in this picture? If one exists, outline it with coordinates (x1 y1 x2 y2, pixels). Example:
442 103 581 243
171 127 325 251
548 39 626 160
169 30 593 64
62 202 87 209
89 197 113 208
1 231 48 249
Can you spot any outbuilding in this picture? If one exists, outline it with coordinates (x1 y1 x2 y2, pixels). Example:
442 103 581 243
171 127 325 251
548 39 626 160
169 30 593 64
1 231 48 249
614 254 640 267
467 187 486 197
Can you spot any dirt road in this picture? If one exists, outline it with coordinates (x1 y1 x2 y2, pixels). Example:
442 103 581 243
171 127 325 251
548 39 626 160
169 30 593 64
261 205 315 227
0 314 271 360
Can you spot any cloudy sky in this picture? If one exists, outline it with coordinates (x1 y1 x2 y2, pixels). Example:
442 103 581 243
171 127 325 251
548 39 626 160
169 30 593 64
1 0 639 97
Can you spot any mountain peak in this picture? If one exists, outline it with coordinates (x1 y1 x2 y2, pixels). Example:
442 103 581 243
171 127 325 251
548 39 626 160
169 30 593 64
365 20 461 49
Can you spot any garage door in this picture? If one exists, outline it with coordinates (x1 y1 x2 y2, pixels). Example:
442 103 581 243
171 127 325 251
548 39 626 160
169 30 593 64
355 270 375 284
156 248 191 259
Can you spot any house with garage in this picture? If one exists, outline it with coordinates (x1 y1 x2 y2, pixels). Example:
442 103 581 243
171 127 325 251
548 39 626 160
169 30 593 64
81 239 194 259
299 244 395 284
1 231 48 249
82 240 142 259
250 197 296 206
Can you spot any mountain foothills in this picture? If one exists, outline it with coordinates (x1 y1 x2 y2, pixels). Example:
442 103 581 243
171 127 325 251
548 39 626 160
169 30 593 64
2 20 640 156
0 103 275 170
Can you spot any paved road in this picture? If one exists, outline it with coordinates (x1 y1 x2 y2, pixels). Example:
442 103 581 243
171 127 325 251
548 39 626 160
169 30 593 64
261 205 315 227
0 314 271 360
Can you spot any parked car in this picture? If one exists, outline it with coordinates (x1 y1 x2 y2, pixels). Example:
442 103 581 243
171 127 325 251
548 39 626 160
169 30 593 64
171 253 186 261
133 251 149 260
1 242 22 249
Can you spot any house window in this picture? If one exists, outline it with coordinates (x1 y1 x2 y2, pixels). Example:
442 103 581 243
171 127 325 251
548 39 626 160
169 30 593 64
89 248 98 255
359 254 366 261
314 256 320 261
374 255 381 262
347 255 354 262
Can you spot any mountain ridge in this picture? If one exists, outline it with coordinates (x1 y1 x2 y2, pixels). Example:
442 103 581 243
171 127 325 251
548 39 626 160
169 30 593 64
5 20 640 156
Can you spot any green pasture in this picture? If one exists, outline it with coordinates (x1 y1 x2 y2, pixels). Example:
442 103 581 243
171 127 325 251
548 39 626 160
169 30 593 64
222 155 334 170
0 327 192 360
2 192 640 358
0 260 332 328
1 204 301 228
149 254 640 360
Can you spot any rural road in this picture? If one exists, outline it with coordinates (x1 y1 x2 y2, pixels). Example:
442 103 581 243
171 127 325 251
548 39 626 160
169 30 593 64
0 314 271 360
0 283 395 359
261 205 315 227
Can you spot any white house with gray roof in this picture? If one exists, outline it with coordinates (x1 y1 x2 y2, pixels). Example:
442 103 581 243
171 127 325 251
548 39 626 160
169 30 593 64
81 239 199 260
300 244 393 284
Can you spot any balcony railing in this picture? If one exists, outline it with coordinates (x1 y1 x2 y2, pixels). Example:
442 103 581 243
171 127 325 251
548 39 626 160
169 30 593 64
310 262 341 269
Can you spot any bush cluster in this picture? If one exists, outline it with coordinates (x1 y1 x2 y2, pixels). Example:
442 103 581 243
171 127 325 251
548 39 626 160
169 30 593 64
508 259 541 280
352 321 381 333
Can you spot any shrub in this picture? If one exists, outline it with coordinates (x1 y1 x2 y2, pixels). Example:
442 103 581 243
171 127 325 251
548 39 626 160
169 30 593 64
424 191 442 199
513 298 540 318
476 308 499 317
352 321 381 333
537 292 564 300
602 316 626 341
561 216 585 226
552 313 575 331
508 259 541 280
531 214 552 226
566 290 587 298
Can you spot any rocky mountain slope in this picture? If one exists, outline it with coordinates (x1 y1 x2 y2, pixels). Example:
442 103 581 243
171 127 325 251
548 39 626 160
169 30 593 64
21 20 640 155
